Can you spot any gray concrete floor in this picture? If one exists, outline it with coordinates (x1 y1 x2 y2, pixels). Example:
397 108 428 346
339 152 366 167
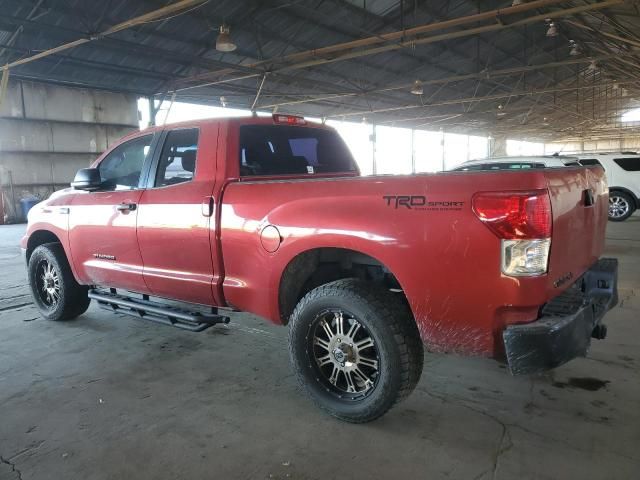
1 218 639 480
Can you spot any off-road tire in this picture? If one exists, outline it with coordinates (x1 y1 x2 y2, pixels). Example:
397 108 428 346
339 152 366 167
28 243 90 321
288 278 423 423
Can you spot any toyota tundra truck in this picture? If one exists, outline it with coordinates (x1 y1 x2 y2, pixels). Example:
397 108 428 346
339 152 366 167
21 114 618 422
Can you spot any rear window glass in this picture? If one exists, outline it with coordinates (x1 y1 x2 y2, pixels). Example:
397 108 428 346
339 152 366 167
239 125 358 176
613 158 640 171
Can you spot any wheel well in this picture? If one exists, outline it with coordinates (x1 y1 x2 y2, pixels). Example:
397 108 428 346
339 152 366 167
278 248 407 324
609 187 640 209
26 230 62 262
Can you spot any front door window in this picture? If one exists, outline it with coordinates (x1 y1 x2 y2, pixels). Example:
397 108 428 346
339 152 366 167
98 135 153 190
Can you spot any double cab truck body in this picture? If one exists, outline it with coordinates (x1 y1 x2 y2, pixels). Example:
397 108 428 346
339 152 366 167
22 115 618 422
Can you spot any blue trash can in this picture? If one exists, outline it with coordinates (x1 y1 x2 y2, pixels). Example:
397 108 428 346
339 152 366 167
20 197 40 221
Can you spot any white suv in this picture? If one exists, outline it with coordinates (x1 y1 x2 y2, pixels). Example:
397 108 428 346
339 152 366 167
576 153 640 221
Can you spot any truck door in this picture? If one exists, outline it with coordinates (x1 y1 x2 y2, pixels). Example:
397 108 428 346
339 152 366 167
69 134 156 292
136 125 220 306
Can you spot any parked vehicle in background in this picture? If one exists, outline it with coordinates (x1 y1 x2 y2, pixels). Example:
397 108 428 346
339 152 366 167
451 155 581 171
576 152 640 221
21 115 619 422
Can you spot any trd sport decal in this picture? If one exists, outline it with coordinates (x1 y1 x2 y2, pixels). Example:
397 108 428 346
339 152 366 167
382 195 464 211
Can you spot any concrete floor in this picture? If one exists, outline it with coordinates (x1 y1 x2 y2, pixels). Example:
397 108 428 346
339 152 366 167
1 219 639 480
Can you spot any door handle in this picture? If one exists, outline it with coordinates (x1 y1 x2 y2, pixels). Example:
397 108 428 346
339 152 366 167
584 189 595 207
202 196 214 217
116 203 137 212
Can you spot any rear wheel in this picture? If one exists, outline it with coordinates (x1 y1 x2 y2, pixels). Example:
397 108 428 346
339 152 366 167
28 243 90 321
288 279 423 423
608 191 635 222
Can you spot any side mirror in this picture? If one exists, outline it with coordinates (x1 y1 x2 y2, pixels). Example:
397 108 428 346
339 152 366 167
71 168 102 191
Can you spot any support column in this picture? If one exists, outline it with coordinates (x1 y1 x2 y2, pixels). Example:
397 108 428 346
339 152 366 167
148 95 157 127
489 135 508 157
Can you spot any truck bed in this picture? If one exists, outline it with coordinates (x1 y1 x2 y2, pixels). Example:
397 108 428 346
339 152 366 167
219 166 608 357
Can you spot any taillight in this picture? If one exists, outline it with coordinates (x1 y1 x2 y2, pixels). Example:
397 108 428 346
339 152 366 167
272 114 306 125
472 190 551 239
472 190 552 276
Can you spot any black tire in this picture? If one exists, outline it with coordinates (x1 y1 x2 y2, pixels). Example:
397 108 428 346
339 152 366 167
28 243 90 321
288 278 423 423
608 191 635 222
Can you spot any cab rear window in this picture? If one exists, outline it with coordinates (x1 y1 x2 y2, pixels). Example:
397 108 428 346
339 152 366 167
239 125 358 176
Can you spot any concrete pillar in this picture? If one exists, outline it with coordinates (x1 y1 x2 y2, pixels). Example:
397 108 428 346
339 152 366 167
489 135 507 157
0 80 138 222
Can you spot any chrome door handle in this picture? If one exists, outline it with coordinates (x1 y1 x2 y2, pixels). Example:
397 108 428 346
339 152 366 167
116 203 137 212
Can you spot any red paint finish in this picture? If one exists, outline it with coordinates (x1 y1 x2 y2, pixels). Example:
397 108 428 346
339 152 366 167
23 117 609 359
137 122 222 306
69 189 147 292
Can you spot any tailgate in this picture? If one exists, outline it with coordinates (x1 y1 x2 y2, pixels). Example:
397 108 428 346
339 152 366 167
544 166 608 290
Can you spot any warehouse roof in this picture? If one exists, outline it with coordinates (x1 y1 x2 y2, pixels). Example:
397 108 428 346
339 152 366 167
1 0 639 141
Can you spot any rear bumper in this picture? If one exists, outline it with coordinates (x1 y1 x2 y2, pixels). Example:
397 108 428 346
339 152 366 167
503 258 618 375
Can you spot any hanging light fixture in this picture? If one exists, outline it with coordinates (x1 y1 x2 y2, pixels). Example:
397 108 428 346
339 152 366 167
569 40 580 56
216 24 237 52
410 79 423 95
545 19 558 37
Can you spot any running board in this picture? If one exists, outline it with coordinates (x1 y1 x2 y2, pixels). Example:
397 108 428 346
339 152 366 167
88 289 230 332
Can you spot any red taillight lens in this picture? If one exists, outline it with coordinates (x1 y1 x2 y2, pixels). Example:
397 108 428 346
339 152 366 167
472 190 552 239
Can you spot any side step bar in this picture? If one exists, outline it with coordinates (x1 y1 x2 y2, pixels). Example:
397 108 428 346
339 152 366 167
88 289 230 332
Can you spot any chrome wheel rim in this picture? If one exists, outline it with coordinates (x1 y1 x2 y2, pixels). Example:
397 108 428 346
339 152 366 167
609 196 630 219
309 309 380 399
36 260 60 307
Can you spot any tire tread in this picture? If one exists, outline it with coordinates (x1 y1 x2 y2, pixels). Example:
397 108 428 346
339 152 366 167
288 278 423 423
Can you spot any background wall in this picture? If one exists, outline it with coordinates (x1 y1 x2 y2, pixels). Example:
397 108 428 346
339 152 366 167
0 80 138 221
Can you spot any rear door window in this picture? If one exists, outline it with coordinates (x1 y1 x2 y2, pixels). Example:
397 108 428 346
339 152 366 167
239 125 358 176
579 159 602 167
613 158 640 171
154 128 199 187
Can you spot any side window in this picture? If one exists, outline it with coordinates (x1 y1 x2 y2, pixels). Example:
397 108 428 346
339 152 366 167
579 159 602 167
154 128 199 187
98 135 152 190
613 158 640 172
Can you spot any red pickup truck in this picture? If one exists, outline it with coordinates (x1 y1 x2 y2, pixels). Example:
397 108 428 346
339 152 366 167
22 114 618 422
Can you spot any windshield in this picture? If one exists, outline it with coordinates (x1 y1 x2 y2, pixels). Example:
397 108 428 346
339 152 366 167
239 125 358 177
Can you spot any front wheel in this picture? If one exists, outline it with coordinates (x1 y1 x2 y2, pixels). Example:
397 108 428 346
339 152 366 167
288 279 423 423
28 243 90 321
608 191 635 222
